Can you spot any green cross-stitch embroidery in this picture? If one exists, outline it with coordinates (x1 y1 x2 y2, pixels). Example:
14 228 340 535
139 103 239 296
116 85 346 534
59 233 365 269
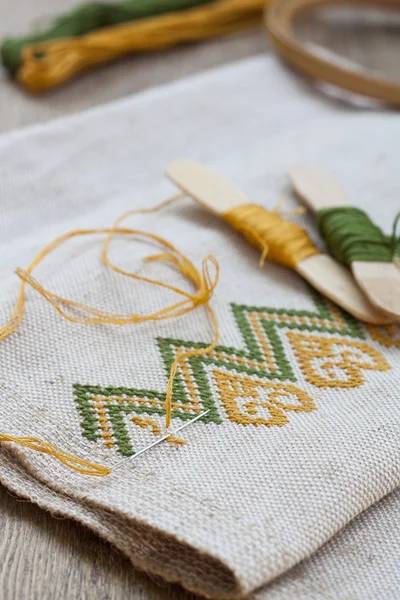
73 290 373 456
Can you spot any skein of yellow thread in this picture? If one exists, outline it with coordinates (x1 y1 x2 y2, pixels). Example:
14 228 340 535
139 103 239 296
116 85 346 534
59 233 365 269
1 196 219 475
17 0 267 93
223 203 320 268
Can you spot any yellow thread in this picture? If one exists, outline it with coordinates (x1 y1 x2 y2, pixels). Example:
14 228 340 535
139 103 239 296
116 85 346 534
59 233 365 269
0 195 219 473
0 434 111 476
131 415 185 446
17 0 266 94
212 349 271 370
92 397 115 448
288 332 390 388
100 395 199 413
213 370 315 427
177 349 202 408
99 200 220 428
368 324 400 348
273 196 306 218
255 305 346 331
223 204 320 269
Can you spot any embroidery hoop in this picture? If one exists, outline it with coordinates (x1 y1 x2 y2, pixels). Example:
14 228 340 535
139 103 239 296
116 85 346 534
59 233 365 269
265 0 400 105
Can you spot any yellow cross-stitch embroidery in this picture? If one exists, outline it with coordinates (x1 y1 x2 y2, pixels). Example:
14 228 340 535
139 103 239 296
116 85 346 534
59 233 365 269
288 332 390 387
368 323 400 348
213 370 315 426
73 290 393 456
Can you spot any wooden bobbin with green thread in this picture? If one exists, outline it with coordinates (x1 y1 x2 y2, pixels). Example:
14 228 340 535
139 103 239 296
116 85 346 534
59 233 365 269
288 165 400 320
166 159 392 324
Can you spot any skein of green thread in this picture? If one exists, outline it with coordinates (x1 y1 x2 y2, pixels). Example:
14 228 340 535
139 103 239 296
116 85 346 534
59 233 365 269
1 0 215 75
317 207 400 265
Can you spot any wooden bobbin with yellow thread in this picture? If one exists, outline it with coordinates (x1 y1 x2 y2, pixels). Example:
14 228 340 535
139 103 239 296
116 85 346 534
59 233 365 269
166 159 392 324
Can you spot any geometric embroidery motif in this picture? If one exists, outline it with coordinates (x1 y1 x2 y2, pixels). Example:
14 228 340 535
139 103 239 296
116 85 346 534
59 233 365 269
288 332 390 387
73 289 392 455
213 371 315 426
368 323 400 348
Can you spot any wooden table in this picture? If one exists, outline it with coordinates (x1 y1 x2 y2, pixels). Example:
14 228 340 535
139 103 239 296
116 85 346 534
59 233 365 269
1 2 399 598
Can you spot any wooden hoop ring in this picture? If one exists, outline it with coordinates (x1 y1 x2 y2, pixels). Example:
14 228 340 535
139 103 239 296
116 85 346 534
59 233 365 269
265 0 400 106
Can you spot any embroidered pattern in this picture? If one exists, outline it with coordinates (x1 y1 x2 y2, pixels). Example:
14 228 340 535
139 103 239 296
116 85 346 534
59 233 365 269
74 290 391 455
213 371 315 426
73 384 192 456
288 333 390 387
368 323 400 348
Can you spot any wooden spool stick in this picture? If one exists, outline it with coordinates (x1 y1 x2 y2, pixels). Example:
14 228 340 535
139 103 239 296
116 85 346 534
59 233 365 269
288 164 400 320
166 159 392 324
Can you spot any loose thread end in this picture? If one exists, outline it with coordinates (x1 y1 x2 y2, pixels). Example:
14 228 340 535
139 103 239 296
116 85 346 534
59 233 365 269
259 245 269 268
0 434 111 476
273 197 306 218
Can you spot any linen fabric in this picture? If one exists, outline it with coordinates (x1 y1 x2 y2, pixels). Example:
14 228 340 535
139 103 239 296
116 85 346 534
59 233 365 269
0 56 399 598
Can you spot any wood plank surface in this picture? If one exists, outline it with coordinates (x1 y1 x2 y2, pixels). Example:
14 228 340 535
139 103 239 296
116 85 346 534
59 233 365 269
1 2 399 599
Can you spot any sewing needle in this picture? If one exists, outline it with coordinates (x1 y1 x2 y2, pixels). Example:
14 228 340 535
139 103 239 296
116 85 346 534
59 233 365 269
113 409 209 470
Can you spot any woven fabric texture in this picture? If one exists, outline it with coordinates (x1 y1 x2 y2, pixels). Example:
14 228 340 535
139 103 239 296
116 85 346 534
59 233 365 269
0 56 399 599
1 449 399 599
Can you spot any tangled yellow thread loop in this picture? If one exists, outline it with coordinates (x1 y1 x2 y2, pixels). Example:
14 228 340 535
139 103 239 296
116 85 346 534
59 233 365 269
0 195 219 474
223 204 320 269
